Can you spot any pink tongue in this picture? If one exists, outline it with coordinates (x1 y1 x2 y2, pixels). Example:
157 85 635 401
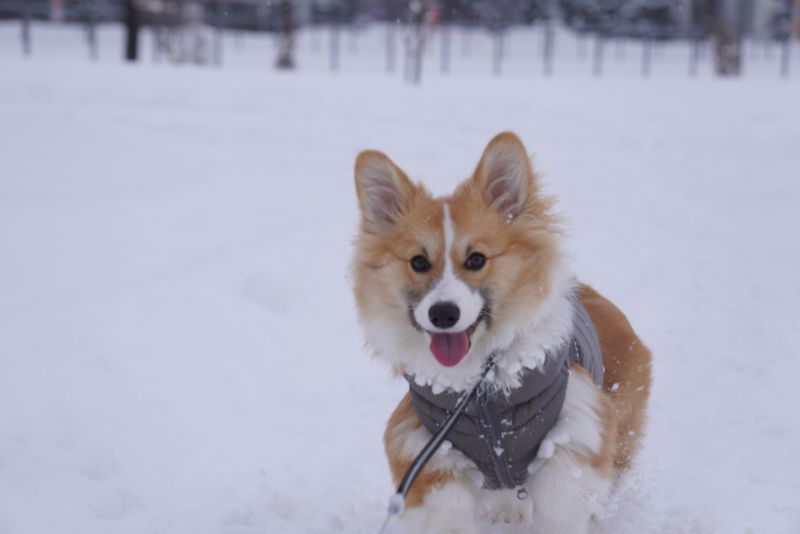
429 332 470 367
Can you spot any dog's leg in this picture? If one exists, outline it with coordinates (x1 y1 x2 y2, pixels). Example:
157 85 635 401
576 283 652 473
385 394 481 534
399 477 478 534
526 365 616 534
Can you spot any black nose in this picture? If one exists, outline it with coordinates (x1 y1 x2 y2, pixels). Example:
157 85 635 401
428 302 460 329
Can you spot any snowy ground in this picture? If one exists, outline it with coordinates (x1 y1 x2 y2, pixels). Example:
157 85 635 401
1 22 799 534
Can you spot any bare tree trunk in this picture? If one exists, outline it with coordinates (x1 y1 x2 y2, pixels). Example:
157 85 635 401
275 0 295 69
213 0 225 66
795 0 800 39
124 0 140 61
642 38 653 77
787 0 800 77
712 0 742 76
542 18 555 76
330 25 340 72
593 33 604 77
492 31 504 76
440 24 451 74
689 37 701 76
386 24 396 73
406 1 426 84
85 0 98 61
780 37 791 77
21 1 32 56
713 23 741 75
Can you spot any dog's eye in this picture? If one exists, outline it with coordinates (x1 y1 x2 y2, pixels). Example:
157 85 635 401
464 252 487 271
410 255 431 273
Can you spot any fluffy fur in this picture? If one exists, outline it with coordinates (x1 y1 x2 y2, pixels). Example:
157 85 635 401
351 132 652 534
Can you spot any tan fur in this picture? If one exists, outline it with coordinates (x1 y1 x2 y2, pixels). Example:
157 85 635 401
577 284 652 471
384 393 454 508
567 364 617 482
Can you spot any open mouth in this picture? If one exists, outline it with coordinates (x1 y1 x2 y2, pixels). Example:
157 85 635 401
428 321 480 367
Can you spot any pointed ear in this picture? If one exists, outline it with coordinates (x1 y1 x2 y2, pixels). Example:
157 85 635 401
473 132 535 218
354 150 415 231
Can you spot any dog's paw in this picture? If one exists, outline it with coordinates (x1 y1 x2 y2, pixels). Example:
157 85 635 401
479 488 532 526
485 508 527 525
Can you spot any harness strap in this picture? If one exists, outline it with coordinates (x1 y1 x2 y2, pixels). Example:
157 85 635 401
376 353 499 533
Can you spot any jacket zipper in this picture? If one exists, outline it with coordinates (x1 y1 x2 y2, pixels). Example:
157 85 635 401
475 391 516 489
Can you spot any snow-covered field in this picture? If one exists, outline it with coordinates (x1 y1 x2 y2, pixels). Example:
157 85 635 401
1 22 799 534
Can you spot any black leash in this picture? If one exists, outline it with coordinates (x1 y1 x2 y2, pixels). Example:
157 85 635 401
376 353 499 534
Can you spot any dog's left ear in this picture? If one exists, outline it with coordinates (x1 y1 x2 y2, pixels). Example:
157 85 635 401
354 150 416 233
473 132 536 218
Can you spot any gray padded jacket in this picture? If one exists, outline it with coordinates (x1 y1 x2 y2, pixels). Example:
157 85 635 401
406 295 603 490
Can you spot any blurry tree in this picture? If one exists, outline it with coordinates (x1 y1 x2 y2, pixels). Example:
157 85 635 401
21 0 32 55
710 0 745 75
405 0 425 83
768 0 794 38
124 0 140 61
81 0 98 60
795 0 800 37
768 0 796 75
276 0 296 69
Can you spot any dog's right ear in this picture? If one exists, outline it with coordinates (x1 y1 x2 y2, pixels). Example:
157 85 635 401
354 150 415 232
473 132 536 219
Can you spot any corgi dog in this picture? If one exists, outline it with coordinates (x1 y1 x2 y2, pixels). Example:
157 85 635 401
351 132 651 534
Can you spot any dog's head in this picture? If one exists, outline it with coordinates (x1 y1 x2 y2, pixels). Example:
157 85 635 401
351 132 567 389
